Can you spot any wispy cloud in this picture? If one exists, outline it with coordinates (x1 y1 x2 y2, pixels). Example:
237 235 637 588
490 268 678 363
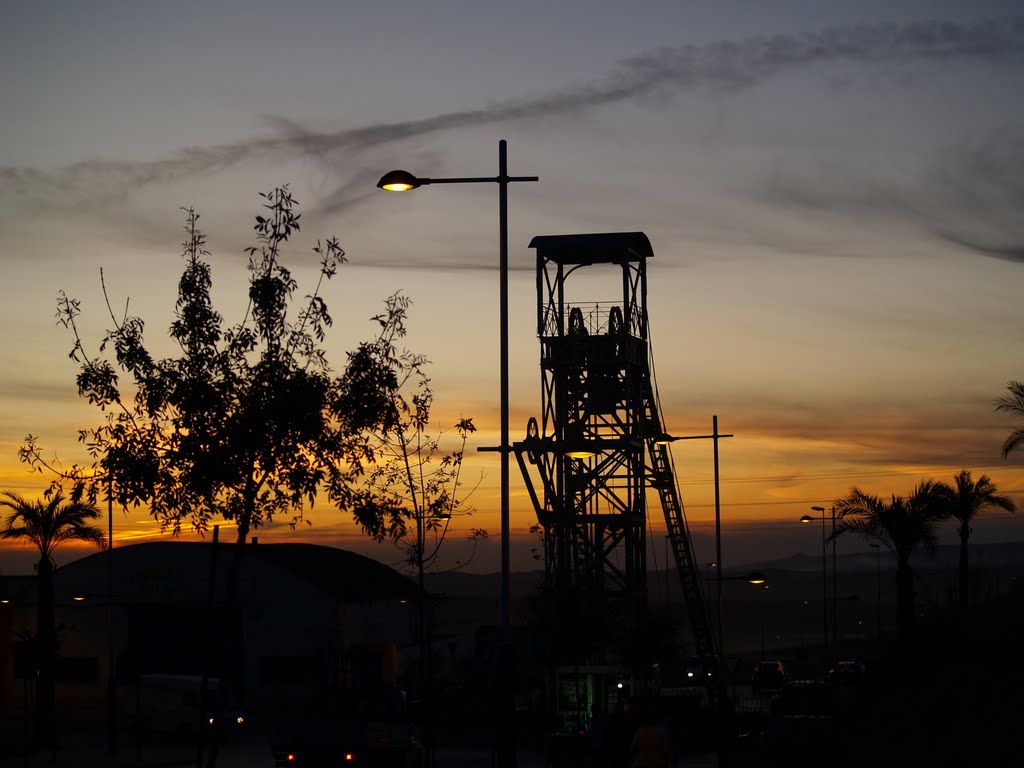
2 17 1022 217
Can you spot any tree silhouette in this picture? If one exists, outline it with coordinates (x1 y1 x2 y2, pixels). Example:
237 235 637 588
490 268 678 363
49 187 407 555
831 481 945 639
352 303 486 576
343 315 486 765
995 380 1024 458
0 490 106 749
935 470 1015 618
33 186 424 766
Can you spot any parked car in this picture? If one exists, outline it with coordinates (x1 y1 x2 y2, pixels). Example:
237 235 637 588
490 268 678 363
827 660 867 686
751 660 785 694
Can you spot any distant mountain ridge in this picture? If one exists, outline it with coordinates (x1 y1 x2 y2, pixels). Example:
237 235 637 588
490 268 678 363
732 540 1024 573
422 541 1024 598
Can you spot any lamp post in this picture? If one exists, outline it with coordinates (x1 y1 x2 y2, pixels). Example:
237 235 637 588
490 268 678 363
664 536 671 609
105 474 116 754
869 542 881 639
829 506 836 645
800 507 829 649
757 583 770 661
704 562 716 620
377 140 537 768
656 417 733 664
658 417 733 766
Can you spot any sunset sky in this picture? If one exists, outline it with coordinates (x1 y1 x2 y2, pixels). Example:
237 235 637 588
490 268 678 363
2 1 1023 576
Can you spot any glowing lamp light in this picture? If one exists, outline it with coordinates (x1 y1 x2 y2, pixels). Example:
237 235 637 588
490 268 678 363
376 170 421 192
563 446 598 459
562 433 600 458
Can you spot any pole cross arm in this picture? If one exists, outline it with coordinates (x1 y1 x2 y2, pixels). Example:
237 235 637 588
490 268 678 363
377 170 539 190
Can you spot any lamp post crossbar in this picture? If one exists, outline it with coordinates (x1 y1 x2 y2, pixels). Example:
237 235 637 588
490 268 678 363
419 176 539 185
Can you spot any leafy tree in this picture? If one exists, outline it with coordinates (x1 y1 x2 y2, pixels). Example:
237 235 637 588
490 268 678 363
995 380 1024 458
30 187 420 766
934 470 1016 618
831 481 946 639
346 324 486 762
351 332 486 683
45 186 404 566
352 334 486 577
0 490 106 748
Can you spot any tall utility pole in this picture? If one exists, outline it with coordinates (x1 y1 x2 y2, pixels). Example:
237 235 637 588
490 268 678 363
656 416 734 766
831 506 838 646
809 506 829 649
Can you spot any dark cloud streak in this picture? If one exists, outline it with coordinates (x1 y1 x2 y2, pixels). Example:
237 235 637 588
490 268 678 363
2 17 1022 216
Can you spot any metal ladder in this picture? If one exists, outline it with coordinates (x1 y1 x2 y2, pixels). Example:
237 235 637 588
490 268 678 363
643 380 717 661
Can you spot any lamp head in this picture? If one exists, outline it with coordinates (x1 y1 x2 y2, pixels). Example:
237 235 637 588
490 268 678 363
810 506 825 512
377 170 421 192
563 425 598 458
563 443 598 459
746 572 767 585
799 515 815 523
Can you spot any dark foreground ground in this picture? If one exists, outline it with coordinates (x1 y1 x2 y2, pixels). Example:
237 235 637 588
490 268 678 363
3 590 1020 768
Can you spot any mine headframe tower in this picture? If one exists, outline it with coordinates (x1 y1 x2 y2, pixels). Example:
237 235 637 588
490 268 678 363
513 232 714 665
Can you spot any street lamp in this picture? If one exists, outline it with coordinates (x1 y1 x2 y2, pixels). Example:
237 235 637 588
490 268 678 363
800 507 830 649
377 139 537 768
702 571 770 653
376 140 537 633
662 417 732 767
869 542 881 639
757 583 770 660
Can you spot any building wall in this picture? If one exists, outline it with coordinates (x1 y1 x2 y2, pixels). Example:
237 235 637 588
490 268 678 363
3 543 417 720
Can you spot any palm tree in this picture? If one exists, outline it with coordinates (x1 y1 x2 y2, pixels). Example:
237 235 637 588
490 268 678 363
995 380 1024 458
935 470 1016 618
831 481 945 639
0 490 106 749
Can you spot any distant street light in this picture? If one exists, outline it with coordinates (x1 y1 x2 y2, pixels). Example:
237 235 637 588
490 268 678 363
711 572 768 585
800 506 833 649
